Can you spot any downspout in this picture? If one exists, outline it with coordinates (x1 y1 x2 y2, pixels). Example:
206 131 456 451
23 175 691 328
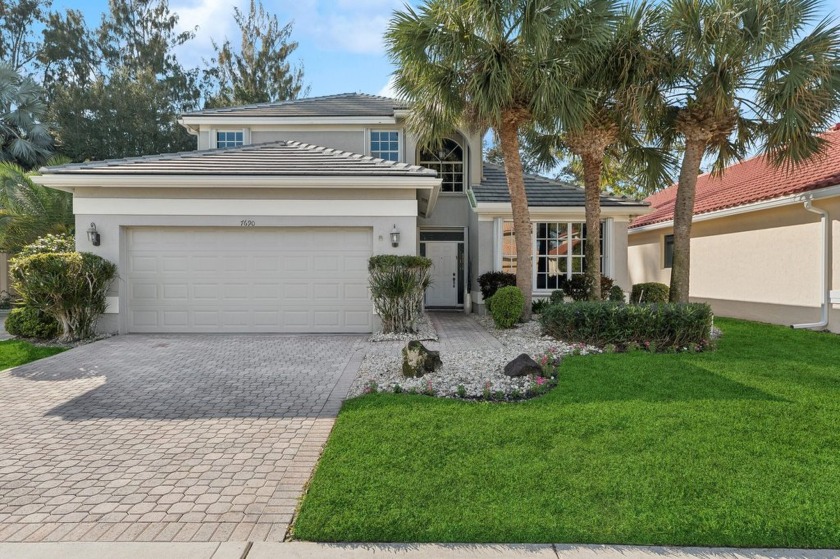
792 198 830 329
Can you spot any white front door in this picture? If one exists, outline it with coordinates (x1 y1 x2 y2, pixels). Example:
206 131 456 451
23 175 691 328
425 242 458 307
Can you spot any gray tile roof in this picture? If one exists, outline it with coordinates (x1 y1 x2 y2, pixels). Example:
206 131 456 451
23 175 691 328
182 93 409 118
472 163 649 208
39 141 438 177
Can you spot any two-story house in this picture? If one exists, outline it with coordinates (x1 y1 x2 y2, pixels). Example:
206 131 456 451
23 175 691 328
35 93 649 334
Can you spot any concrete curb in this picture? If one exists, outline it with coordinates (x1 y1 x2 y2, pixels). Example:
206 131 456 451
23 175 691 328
0 542 249 559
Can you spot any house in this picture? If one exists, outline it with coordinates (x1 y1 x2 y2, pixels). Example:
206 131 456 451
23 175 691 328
628 125 840 332
35 93 649 334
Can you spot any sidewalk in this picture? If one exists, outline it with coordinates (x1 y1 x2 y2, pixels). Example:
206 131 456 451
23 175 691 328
1 542 838 559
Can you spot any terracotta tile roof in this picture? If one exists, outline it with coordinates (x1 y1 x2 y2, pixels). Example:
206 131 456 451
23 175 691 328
631 126 840 229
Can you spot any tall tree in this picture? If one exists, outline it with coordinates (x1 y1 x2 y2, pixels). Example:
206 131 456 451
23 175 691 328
0 63 53 170
203 0 307 108
0 0 49 73
387 0 614 317
660 0 840 303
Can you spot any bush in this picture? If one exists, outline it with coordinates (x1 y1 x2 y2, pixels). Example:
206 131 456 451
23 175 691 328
540 301 713 351
11 252 118 342
368 255 432 334
531 298 550 314
477 271 516 302
559 274 615 301
489 286 524 329
631 282 670 304
549 289 565 305
608 285 625 302
4 306 61 340
15 234 76 258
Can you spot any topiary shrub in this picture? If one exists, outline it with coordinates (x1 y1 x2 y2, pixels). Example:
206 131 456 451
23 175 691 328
15 234 76 258
560 274 616 301
549 289 565 305
4 306 61 340
631 282 670 304
11 252 118 342
477 271 516 303
368 255 432 334
608 285 625 302
540 301 713 351
489 286 524 329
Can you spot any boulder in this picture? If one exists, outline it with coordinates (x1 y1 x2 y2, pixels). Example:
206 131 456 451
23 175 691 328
503 353 542 377
402 340 442 378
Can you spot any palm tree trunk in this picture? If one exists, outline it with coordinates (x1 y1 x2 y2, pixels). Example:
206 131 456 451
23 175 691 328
669 137 706 303
581 152 603 300
498 113 533 320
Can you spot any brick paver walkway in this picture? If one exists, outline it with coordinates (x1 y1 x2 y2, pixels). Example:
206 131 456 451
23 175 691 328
0 335 365 543
426 311 502 352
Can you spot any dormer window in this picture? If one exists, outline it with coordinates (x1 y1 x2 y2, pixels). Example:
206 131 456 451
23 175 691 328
216 131 244 149
370 131 400 161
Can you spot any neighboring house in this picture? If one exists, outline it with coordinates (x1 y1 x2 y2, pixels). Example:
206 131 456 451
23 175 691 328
35 93 649 334
629 125 840 333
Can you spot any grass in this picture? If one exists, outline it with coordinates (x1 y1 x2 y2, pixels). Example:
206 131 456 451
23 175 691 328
294 319 840 547
0 338 65 370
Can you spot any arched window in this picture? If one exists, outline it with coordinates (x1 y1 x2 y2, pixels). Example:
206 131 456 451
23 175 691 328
418 138 464 192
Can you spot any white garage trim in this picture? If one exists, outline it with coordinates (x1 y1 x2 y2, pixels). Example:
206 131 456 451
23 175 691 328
76 198 418 217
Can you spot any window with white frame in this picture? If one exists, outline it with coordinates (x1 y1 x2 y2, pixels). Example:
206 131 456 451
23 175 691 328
419 138 465 192
216 130 244 148
502 221 605 290
370 130 400 161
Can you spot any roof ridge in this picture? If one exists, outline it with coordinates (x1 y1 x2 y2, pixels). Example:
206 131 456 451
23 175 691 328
286 140 433 174
181 92 406 117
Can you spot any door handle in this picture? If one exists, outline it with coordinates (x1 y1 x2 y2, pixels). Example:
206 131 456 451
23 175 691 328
452 274 456 288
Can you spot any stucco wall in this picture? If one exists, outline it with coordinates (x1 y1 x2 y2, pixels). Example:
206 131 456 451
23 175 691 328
628 198 840 332
251 130 366 154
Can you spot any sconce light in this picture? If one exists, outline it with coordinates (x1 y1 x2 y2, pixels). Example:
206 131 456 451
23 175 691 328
86 223 101 246
390 224 400 247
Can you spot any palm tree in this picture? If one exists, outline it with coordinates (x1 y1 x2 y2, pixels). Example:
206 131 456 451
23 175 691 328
528 2 673 299
386 0 615 317
660 0 840 303
0 159 74 253
0 63 54 170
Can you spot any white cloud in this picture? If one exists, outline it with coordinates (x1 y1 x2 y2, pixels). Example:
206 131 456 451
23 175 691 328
378 75 396 97
171 0 242 67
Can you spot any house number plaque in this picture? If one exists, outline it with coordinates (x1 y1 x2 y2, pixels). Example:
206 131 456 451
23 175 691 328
240 220 256 227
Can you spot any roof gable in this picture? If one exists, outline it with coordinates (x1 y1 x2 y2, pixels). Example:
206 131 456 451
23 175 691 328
182 93 408 119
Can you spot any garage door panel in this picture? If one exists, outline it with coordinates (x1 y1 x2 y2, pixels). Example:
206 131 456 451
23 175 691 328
126 227 373 333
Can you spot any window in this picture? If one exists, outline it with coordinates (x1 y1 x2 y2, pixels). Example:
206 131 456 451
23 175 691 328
663 234 674 268
370 130 400 161
502 221 605 290
216 131 243 148
419 138 465 192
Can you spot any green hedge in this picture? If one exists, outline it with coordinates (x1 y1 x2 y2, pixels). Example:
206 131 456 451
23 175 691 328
477 271 516 302
630 282 670 303
5 306 61 340
540 301 713 351
489 286 524 329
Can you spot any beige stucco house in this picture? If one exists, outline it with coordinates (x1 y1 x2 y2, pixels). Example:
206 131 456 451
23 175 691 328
35 93 648 334
629 125 840 332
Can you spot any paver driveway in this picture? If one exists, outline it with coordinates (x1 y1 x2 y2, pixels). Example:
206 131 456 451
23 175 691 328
0 334 366 543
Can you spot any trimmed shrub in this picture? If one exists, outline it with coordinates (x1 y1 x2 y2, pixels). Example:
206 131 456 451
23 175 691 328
560 274 616 301
489 286 524 329
549 289 565 305
608 285 625 302
540 301 713 351
477 271 516 302
4 306 61 340
631 282 670 304
368 255 432 334
15 234 76 258
11 252 118 342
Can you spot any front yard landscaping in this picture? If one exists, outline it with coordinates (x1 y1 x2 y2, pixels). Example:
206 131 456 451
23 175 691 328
295 318 840 547
0 338 65 369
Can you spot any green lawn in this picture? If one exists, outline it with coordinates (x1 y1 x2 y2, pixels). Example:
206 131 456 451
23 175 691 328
294 319 840 547
0 338 65 370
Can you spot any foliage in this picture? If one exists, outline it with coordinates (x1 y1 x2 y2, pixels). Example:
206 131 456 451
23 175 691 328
488 286 524 329
608 285 626 303
540 301 713 350
4 305 60 339
483 133 542 176
368 255 432 334
203 0 306 108
0 63 54 170
531 298 550 314
11 252 118 341
549 290 566 306
559 274 615 302
0 161 73 253
630 282 670 304
15 233 75 257
0 0 50 72
477 271 516 303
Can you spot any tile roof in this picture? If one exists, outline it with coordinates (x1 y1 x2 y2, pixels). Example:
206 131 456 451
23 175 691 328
631 126 840 229
181 93 408 118
471 163 649 208
39 141 437 177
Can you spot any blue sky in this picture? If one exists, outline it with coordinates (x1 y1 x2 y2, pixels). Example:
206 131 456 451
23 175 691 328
53 0 839 100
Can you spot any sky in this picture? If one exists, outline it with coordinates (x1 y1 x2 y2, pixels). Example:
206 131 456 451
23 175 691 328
51 0 420 98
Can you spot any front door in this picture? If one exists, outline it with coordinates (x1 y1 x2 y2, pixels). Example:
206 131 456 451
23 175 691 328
425 242 459 307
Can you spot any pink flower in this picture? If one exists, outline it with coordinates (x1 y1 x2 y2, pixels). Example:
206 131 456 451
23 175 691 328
536 376 546 386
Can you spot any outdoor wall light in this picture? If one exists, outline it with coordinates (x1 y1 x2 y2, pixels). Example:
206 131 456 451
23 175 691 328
390 224 400 247
86 223 101 246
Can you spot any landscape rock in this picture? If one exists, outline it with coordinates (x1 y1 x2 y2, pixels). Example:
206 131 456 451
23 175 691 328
503 353 542 377
402 340 442 378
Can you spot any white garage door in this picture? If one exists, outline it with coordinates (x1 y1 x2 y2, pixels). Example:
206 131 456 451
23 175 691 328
125 227 373 333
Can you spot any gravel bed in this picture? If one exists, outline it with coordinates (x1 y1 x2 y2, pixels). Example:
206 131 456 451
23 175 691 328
368 314 438 342
349 314 597 399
